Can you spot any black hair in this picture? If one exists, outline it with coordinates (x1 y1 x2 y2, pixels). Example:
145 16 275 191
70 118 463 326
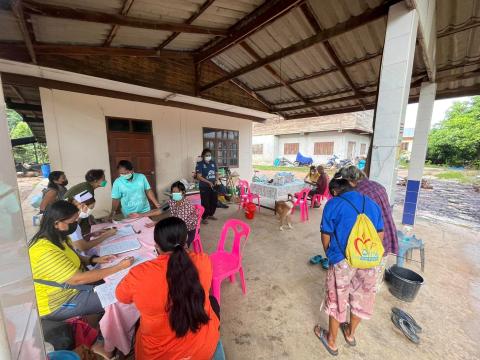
201 148 212 158
47 171 65 190
154 217 209 337
309 165 316 171
329 172 355 197
30 200 79 250
85 169 105 183
171 181 186 193
117 160 133 171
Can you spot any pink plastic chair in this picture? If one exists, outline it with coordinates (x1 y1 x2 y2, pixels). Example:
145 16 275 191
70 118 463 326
210 219 251 304
192 205 204 253
310 185 332 208
238 179 260 211
291 188 310 222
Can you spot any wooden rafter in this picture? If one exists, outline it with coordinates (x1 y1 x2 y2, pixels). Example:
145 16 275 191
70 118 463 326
8 85 26 103
300 2 366 109
11 0 37 64
239 42 320 115
6 99 42 111
103 0 136 47
22 0 227 36
195 0 304 64
157 0 216 51
199 0 400 92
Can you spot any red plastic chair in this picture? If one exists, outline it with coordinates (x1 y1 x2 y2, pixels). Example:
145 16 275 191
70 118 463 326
238 179 260 211
311 185 332 208
291 188 310 222
192 205 204 253
210 219 251 304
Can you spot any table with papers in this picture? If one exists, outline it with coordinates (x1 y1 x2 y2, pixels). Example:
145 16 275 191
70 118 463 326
93 217 156 355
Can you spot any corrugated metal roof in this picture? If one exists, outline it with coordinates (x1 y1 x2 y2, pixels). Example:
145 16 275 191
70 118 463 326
39 0 122 14
111 27 172 48
0 10 23 42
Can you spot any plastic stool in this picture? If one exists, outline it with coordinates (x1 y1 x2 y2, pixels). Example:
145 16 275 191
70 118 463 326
396 230 425 272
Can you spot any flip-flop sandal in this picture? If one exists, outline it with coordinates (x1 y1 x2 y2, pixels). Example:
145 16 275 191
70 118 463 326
320 258 330 270
309 255 323 265
314 325 338 356
340 323 356 346
392 307 422 333
391 313 420 344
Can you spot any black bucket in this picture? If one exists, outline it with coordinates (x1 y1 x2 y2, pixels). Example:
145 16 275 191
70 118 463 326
386 265 424 302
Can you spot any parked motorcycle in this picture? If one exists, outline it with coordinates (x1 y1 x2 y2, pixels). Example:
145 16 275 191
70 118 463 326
325 154 353 169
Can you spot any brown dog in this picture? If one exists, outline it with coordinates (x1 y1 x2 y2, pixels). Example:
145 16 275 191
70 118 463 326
275 200 294 231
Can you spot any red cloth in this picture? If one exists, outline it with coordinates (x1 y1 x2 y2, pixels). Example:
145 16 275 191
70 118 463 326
116 253 220 360
316 173 329 195
356 178 399 254
67 318 98 348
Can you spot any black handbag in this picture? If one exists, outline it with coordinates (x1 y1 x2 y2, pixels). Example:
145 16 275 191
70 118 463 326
41 318 74 350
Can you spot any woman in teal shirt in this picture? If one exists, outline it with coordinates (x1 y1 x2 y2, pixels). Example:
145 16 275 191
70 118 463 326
110 160 160 218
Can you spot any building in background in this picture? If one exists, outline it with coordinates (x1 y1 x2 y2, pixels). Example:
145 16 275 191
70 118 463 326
252 111 373 165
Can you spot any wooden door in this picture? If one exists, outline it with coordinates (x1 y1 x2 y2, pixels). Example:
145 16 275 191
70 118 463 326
347 141 356 160
106 118 156 191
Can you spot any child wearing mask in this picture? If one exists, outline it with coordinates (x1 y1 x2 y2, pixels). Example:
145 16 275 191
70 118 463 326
130 181 199 247
70 191 117 255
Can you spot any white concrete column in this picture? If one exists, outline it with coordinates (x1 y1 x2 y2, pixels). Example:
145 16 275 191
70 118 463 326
402 82 437 225
370 2 419 202
0 74 46 359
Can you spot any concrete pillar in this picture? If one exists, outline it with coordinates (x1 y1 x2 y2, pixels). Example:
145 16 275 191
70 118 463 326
0 74 46 359
402 82 437 225
369 2 419 202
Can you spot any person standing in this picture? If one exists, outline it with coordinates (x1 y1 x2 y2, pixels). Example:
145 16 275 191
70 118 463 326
314 175 384 356
110 160 160 218
63 169 108 203
195 149 219 224
39 171 68 212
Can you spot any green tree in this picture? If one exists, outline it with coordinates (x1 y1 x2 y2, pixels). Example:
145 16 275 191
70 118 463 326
10 121 34 139
427 96 480 167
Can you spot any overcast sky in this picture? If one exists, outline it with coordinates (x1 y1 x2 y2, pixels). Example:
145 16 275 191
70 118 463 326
404 96 472 129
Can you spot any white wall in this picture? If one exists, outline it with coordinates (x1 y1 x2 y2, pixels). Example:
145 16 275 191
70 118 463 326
253 131 370 165
41 89 253 216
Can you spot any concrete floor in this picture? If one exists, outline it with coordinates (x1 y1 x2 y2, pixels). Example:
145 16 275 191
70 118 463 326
199 204 480 360
20 180 480 359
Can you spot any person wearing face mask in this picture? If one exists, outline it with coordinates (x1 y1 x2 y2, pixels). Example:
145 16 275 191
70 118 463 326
64 169 108 204
195 148 219 225
69 191 117 255
28 200 134 358
110 160 160 219
39 171 69 213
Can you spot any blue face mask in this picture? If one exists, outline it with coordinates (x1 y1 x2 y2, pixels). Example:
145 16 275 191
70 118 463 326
121 173 133 180
172 192 183 201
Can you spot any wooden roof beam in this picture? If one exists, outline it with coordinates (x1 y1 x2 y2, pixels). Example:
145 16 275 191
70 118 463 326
103 0 136 47
6 99 41 111
239 42 320 115
157 0 216 51
11 0 37 64
200 0 400 92
8 85 26 103
22 0 227 36
195 0 304 64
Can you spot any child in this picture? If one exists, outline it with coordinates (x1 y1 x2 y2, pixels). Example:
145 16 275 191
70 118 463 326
130 181 199 247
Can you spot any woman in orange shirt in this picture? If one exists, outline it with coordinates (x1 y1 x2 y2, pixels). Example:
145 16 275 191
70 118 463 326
116 217 220 360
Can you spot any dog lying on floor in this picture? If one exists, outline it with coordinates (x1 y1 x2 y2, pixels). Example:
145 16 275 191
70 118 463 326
275 200 294 231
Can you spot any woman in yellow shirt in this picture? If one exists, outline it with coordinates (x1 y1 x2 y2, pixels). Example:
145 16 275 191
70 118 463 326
305 165 320 185
29 200 133 321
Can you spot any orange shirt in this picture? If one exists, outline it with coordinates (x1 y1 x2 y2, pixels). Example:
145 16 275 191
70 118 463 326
116 253 220 360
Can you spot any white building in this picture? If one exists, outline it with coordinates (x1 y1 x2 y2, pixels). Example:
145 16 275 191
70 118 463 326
252 112 373 165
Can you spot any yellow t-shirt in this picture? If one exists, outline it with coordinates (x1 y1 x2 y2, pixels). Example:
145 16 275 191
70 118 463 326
29 238 81 317
307 173 320 183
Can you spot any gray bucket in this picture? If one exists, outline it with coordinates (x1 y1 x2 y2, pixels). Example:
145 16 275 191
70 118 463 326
386 265 424 302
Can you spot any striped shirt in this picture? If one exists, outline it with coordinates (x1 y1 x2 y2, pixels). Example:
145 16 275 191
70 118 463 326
29 238 81 316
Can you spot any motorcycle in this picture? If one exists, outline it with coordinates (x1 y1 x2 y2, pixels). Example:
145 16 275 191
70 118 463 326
325 154 353 169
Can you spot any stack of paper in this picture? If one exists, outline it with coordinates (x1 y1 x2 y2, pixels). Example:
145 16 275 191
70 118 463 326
99 238 141 256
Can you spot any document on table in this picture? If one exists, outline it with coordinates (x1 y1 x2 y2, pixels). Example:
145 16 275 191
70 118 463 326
95 255 150 308
99 238 141 256
104 224 136 241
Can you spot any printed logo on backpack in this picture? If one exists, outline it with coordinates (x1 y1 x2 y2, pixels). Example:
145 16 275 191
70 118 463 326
338 195 384 269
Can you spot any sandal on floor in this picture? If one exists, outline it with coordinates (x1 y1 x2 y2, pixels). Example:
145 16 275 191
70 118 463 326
391 313 420 344
320 258 330 270
340 323 356 346
309 255 323 265
392 307 422 333
314 325 338 356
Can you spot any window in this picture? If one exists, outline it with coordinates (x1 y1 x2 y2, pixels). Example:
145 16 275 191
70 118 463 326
284 143 299 155
360 143 367 155
203 128 239 167
400 142 409 151
252 144 263 155
107 118 153 133
314 142 334 155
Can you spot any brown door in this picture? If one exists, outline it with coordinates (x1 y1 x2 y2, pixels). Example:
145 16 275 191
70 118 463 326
106 118 156 192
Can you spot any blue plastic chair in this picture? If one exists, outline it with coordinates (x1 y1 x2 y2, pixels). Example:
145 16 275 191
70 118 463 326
396 230 425 272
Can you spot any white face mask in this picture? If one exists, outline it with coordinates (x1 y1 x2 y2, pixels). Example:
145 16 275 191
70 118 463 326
79 207 94 219
204 156 212 162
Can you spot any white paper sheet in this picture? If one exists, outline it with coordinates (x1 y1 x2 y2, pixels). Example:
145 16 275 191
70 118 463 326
99 238 141 256
95 256 150 308
104 225 136 241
